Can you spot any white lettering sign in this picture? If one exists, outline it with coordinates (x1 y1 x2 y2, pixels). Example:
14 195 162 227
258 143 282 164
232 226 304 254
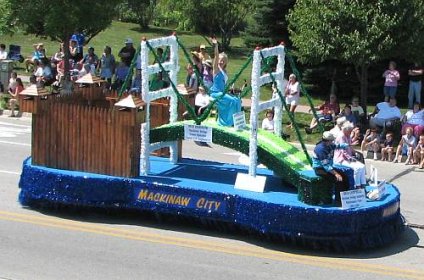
377 180 387 198
233 111 246 131
184 124 212 143
340 189 366 209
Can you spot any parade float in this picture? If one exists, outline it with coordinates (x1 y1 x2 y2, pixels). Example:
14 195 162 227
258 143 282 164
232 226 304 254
18 35 403 251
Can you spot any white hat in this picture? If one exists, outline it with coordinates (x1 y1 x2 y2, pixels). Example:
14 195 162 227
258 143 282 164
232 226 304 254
341 121 354 131
322 131 335 141
200 44 206 49
336 116 346 125
125 38 133 44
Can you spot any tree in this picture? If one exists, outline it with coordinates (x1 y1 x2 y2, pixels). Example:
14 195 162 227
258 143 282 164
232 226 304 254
181 0 252 50
288 0 424 111
2 0 121 89
119 0 157 30
243 0 295 48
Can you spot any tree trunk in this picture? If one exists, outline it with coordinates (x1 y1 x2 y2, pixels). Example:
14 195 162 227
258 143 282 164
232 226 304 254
62 35 73 94
359 63 369 115
330 68 337 96
354 63 369 114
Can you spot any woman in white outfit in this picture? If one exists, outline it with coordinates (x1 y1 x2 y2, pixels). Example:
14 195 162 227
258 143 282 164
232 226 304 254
284 74 300 128
333 122 367 188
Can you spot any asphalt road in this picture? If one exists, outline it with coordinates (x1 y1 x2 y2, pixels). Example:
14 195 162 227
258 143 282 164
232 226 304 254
0 115 423 280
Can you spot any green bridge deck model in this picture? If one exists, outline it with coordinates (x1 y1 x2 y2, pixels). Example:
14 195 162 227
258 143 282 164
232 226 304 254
150 120 333 205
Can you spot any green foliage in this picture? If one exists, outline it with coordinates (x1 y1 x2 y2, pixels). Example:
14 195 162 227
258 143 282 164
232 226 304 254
119 0 157 30
288 0 424 109
179 0 252 50
154 0 189 30
3 0 121 43
243 0 295 48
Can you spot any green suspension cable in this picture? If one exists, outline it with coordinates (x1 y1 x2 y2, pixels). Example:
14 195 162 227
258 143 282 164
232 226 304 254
145 40 199 122
175 36 209 94
195 54 253 123
259 51 312 166
285 50 324 133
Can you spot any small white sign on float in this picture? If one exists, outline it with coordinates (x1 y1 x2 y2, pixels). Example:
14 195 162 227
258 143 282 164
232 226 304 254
340 189 366 209
234 173 267 193
233 111 246 131
184 124 212 143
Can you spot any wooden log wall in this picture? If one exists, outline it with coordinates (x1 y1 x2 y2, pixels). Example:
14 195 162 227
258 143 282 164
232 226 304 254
31 97 143 177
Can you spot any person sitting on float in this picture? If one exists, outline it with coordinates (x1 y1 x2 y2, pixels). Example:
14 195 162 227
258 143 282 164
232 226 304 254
334 122 367 189
209 37 241 126
312 131 351 205
261 110 275 132
195 86 210 116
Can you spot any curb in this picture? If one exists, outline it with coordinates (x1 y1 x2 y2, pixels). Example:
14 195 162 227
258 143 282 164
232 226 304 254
0 109 32 119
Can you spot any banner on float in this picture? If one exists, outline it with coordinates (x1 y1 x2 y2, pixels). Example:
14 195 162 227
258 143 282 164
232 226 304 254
340 188 366 209
184 124 212 143
233 111 246 131
134 187 227 215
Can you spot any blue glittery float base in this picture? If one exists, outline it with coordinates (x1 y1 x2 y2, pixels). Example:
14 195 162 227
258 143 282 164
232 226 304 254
18 157 404 251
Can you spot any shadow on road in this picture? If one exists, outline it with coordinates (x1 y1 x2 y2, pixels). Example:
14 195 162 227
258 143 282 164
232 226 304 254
27 205 420 258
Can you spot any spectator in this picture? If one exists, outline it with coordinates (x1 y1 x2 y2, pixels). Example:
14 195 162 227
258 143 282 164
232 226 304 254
112 60 129 91
334 122 367 188
202 59 213 89
51 44 64 64
350 125 362 146
401 102 424 138
69 39 81 63
413 134 424 169
339 104 357 126
33 60 43 80
185 64 198 92
130 69 142 94
55 55 65 84
195 86 210 116
71 29 85 58
39 59 54 87
369 97 401 129
382 61 400 102
210 37 241 127
0 44 7 60
329 116 346 139
305 93 340 134
98 46 116 86
118 38 136 67
261 110 275 132
191 51 204 78
25 43 45 72
350 96 365 120
361 128 380 160
393 127 416 164
198 44 211 62
407 62 423 108
8 72 18 94
80 47 99 74
312 131 350 205
284 74 300 128
8 78 24 117
380 132 395 161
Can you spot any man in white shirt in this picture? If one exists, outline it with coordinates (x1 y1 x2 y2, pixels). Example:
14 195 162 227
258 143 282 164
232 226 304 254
0 44 8 60
369 97 401 128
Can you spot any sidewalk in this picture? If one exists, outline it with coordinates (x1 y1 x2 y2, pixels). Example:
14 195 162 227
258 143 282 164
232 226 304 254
241 98 312 114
